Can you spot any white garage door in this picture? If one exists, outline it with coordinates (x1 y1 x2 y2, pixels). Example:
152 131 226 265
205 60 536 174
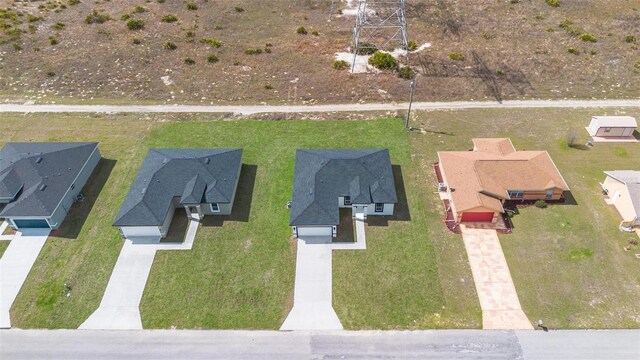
120 226 161 239
297 226 332 237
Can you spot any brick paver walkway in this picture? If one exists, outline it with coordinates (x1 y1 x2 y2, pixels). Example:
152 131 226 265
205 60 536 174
460 225 533 329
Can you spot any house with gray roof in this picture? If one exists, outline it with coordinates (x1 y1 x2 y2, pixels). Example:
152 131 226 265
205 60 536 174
290 149 397 238
113 148 242 239
0 142 101 230
601 170 640 230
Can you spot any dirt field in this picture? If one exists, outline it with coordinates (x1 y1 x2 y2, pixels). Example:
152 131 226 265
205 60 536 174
0 0 638 104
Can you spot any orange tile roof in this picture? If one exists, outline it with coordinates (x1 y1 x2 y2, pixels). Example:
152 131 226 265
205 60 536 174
438 139 570 213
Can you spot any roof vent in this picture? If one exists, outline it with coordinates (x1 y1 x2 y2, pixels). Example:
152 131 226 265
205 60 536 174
141 187 147 195
36 157 43 164
204 158 210 164
39 184 47 191
309 188 313 195
162 158 168 164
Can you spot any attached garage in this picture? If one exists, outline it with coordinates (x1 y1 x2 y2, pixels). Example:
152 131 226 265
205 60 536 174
460 212 494 222
120 226 162 239
295 226 333 237
12 219 51 229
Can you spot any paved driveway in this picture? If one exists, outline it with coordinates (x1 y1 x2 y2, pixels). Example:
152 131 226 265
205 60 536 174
460 225 533 329
80 220 199 330
280 236 342 330
0 228 50 328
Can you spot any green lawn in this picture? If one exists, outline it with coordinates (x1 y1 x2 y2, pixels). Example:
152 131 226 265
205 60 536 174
0 240 10 258
410 108 640 329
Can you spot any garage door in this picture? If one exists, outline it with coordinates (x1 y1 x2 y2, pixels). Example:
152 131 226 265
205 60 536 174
460 212 494 222
13 219 51 229
296 226 333 237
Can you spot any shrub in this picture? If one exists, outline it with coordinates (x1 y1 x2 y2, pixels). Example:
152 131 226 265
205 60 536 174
200 38 221 47
579 33 597 42
85 10 112 24
264 47 271 53
132 37 141 44
234 7 244 12
52 22 65 30
264 83 273 89
624 34 636 44
46 71 56 77
546 0 560 7
398 66 414 79
186 31 195 37
127 19 144 30
163 41 177 50
49 36 59 45
559 18 580 36
332 59 348 70
296 26 307 35
534 14 545 20
534 200 548 209
161 15 178 23
634 61 640 69
68 0 80 5
407 40 418 51
207 54 219 63
184 57 195 65
449 52 465 61
244 48 262 55
567 47 579 55
186 3 198 10
356 42 377 55
12 42 21 50
311 29 319 36
157 0 165 3
27 14 43 22
120 14 130 21
368 51 398 70
133 6 146 13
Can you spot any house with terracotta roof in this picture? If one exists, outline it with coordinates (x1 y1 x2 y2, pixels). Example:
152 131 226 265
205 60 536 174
436 138 570 224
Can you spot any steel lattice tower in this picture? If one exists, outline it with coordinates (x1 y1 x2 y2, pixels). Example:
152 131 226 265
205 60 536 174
351 0 409 72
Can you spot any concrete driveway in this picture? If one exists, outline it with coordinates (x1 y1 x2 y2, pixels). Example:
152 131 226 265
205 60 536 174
0 228 50 328
460 225 533 330
80 219 199 330
281 236 342 330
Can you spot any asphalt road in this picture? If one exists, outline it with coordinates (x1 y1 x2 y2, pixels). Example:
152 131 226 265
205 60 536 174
1 99 639 115
1 330 638 359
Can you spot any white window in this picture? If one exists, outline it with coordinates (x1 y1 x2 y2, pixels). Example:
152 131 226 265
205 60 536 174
344 196 352 205
375 203 384 212
210 203 220 212
507 190 524 199
604 127 611 133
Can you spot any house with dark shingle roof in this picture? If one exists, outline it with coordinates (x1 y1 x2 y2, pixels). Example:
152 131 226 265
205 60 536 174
290 149 397 238
601 170 640 230
113 148 242 239
0 142 101 230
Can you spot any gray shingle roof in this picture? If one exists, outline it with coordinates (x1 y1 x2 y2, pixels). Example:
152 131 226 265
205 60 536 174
0 142 99 217
604 170 640 216
113 148 242 227
290 149 397 226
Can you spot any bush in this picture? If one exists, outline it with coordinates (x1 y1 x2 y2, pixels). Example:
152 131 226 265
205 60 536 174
187 3 198 10
68 0 80 5
449 52 465 61
133 6 146 13
27 14 43 22
186 31 195 38
200 38 222 47
184 57 195 65
207 54 219 63
161 15 178 23
46 71 56 77
311 29 319 36
49 36 59 45
534 200 548 209
264 83 273 89
127 19 144 30
567 47 579 55
296 26 307 35
52 22 65 30
398 66 414 79
244 48 262 55
546 0 560 7
12 43 21 50
132 37 141 44
407 40 418 51
624 34 636 44
120 14 130 21
234 7 244 12
85 10 111 24
579 33 597 42
163 41 177 50
368 51 398 70
332 59 349 70
356 42 377 55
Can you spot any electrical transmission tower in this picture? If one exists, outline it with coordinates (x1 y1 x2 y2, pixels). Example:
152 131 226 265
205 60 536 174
351 0 409 72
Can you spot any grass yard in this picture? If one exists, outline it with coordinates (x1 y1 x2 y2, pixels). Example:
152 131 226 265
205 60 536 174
410 107 640 329
0 240 10 258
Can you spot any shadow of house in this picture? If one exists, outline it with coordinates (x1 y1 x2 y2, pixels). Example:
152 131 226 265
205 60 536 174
334 208 355 243
200 164 257 228
51 158 116 240
368 165 411 227
633 130 640 140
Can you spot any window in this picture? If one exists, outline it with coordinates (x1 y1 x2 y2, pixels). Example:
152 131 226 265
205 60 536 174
344 196 352 205
70 184 75 190
507 190 524 199
375 203 384 212
210 203 220 212
604 127 611 133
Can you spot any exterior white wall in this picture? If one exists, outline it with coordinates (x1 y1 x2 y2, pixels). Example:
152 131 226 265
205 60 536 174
362 203 394 216
595 127 634 137
159 197 180 237
120 226 162 238
295 226 333 237
338 197 350 208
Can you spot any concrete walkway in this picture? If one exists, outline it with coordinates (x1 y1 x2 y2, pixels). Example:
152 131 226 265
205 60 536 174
281 236 342 330
80 219 199 330
460 225 533 330
0 229 50 328
1 99 638 116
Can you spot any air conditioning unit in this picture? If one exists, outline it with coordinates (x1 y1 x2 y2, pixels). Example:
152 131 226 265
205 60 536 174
437 183 447 192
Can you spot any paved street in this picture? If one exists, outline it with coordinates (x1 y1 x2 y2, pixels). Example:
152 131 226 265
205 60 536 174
1 329 638 359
